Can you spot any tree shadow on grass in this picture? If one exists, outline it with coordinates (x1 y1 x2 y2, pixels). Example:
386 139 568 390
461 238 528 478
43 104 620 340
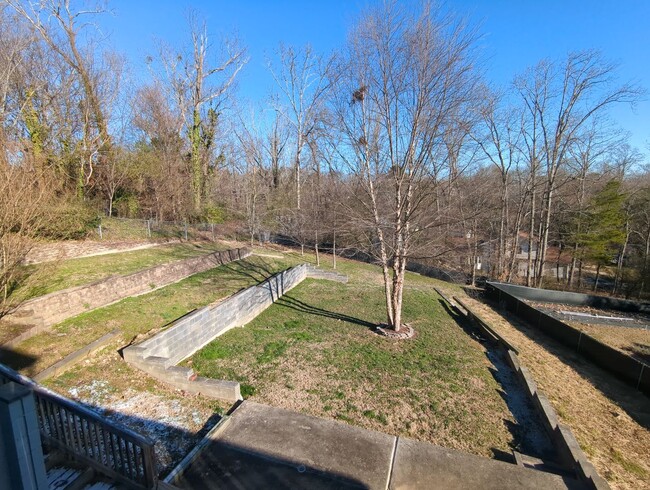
217 258 279 286
276 294 378 330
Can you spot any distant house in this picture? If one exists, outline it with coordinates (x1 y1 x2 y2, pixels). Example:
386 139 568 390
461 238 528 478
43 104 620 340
512 233 570 279
475 233 570 280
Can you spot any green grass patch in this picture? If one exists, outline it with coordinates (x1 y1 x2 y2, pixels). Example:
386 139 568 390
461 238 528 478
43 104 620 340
257 341 289 364
15 242 228 299
188 256 515 458
611 448 648 478
8 254 302 377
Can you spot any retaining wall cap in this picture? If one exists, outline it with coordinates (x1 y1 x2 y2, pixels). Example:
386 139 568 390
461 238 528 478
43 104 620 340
557 424 589 468
122 345 147 363
506 350 521 372
166 366 194 380
535 393 559 433
589 472 612 490
519 367 537 397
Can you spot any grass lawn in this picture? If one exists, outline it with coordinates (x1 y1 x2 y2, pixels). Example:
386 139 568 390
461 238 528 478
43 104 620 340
5 253 302 377
187 257 517 458
15 242 229 299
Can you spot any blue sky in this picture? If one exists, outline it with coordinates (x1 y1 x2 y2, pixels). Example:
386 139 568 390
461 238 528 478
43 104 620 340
102 0 650 156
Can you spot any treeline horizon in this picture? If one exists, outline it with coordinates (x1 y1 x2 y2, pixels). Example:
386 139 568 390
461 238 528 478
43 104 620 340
1 0 650 310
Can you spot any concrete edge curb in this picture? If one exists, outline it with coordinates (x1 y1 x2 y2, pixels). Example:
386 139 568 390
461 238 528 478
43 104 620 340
452 295 519 354
33 330 121 382
506 349 611 490
441 292 610 490
163 414 233 485
123 353 242 402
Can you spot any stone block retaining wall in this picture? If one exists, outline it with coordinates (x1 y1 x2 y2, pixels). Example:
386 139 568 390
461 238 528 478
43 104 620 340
23 239 179 265
124 264 348 401
486 282 650 394
4 248 251 347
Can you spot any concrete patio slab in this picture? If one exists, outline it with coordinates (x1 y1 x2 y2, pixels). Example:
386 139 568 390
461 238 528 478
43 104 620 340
210 401 395 488
174 400 586 490
389 437 584 490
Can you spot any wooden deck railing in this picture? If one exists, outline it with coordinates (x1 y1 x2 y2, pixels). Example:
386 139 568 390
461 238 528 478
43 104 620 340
0 363 157 489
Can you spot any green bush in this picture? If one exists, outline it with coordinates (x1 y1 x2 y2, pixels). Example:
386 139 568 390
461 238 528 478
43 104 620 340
199 204 227 224
38 198 99 240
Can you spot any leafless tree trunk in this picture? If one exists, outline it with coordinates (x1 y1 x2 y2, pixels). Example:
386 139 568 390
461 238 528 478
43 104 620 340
473 88 522 280
269 45 332 210
516 51 640 288
330 2 478 330
160 15 246 214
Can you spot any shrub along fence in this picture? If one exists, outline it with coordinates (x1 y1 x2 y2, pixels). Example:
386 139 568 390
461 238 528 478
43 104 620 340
486 282 649 395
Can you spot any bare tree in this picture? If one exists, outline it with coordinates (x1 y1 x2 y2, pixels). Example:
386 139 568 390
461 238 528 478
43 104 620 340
515 51 640 287
330 2 478 330
0 165 53 316
269 44 332 210
7 0 116 197
132 83 188 220
472 87 523 280
234 111 267 245
159 14 247 214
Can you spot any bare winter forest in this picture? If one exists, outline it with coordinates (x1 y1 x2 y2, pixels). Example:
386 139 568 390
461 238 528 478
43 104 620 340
1 1 649 328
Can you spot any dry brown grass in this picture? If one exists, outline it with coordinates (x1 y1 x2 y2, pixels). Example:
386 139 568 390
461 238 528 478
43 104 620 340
572 324 649 364
452 291 650 490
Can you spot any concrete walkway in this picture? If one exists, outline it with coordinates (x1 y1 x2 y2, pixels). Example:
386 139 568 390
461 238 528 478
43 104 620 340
173 401 586 489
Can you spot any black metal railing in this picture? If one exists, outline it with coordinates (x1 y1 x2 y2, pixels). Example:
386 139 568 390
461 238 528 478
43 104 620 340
0 363 157 489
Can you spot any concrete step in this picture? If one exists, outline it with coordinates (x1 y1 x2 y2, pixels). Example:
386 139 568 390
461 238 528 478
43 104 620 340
513 451 576 479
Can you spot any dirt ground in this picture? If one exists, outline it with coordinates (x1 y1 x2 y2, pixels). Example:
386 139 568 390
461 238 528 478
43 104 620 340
45 346 228 477
452 291 650 490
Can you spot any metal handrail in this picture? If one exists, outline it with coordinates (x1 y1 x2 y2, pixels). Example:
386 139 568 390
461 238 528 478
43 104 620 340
0 363 157 489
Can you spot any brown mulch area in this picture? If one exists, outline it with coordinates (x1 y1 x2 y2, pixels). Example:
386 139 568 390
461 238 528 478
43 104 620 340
442 289 650 490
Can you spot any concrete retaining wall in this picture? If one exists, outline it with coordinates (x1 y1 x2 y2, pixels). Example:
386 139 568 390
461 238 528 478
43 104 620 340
486 282 650 395
135 264 308 366
123 264 348 402
4 248 251 347
487 281 650 313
